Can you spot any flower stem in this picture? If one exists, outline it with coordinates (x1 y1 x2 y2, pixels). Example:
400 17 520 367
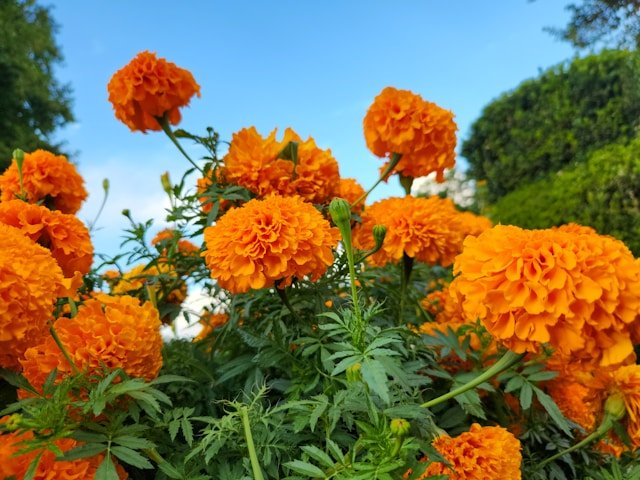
275 284 298 320
88 179 109 233
47 320 80 375
240 406 265 480
398 253 414 324
421 350 525 409
156 115 203 173
351 152 402 209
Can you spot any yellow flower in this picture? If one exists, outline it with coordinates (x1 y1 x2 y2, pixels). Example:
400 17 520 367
203 194 339 293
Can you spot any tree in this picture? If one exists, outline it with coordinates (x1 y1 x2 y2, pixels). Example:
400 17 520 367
462 50 640 201
549 0 640 50
0 0 73 172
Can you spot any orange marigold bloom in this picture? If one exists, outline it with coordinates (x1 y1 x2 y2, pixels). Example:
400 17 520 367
363 87 457 181
0 225 65 370
196 168 232 215
107 51 200 132
353 196 464 267
0 200 93 277
20 294 163 391
417 424 522 479
194 311 230 342
0 149 87 214
338 178 366 212
458 211 493 239
222 127 341 204
451 224 640 366
547 379 599 432
203 194 339 293
0 428 128 479
608 364 640 447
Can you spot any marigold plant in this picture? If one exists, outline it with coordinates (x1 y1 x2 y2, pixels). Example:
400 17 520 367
194 311 230 342
0 149 87 214
353 196 465 267
363 86 457 181
0 200 93 277
203 194 339 293
451 224 640 366
222 126 341 204
107 51 201 132
20 294 163 391
0 224 66 370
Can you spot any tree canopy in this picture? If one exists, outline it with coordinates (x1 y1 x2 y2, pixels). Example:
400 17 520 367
0 0 73 171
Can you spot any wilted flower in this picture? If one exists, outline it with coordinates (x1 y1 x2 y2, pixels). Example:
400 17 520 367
363 86 457 181
222 127 340 204
107 51 201 132
21 294 163 391
0 149 87 214
0 225 65 370
203 194 339 293
0 200 93 277
353 196 464 267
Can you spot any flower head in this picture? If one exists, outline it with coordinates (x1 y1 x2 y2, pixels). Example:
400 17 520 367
0 224 65 370
222 127 341 204
0 200 93 277
363 87 457 181
415 423 522 479
203 194 339 293
151 228 199 258
107 51 201 132
0 149 87 214
450 224 640 366
20 294 163 391
338 178 366 213
353 196 465 267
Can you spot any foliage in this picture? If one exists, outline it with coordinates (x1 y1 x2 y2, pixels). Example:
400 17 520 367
547 0 640 50
0 0 73 171
489 136 640 255
462 49 640 201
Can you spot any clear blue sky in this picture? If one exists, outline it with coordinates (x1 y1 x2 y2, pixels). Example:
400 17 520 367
48 0 575 256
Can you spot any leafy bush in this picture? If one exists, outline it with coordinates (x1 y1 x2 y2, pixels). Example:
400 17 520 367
490 136 640 254
462 50 640 201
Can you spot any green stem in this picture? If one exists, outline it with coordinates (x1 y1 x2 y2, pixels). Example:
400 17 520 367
88 179 109 232
398 253 414 324
538 414 615 469
275 284 299 320
421 350 525 409
47 320 80 375
351 152 402 208
240 406 265 480
341 220 364 348
156 115 203 173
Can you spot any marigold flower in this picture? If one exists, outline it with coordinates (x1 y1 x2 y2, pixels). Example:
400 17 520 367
451 224 640 366
20 294 163 391
203 194 339 293
111 263 188 309
546 379 599 432
151 228 199 258
0 428 128 479
413 423 522 479
0 200 93 277
222 127 341 204
107 51 201 132
0 149 87 214
0 225 65 370
338 178 366 212
603 364 640 447
458 210 493 239
196 168 232 215
363 87 457 181
194 311 229 342
353 196 465 267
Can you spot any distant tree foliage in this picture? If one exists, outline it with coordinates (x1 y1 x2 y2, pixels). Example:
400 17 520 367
489 136 640 255
0 0 73 172
549 0 640 49
462 50 640 201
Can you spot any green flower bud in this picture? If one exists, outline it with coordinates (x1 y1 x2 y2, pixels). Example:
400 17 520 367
121 208 131 218
329 197 352 227
4 414 22 431
12 148 24 169
389 418 410 437
604 392 626 421
160 171 172 193
346 362 362 382
372 224 387 250
102 178 110 193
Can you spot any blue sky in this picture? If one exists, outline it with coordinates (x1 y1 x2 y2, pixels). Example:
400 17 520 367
48 0 575 257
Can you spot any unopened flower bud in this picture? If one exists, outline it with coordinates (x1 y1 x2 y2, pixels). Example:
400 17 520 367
12 149 24 169
390 418 410 437
160 171 172 193
329 197 352 227
4 414 22 432
102 178 110 193
372 224 387 250
121 209 131 218
346 362 362 382
604 392 626 421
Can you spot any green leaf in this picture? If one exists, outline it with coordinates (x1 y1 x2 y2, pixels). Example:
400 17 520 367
111 446 153 469
95 456 120 480
112 435 155 450
23 451 43 480
519 382 533 410
284 460 326 478
181 416 194 446
61 443 107 461
534 386 572 436
301 445 334 468
360 358 390 404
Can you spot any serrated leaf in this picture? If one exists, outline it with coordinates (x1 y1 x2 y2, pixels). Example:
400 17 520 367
71 431 108 443
95 456 120 480
527 371 558 382
301 445 334 468
157 459 183 479
284 460 326 478
504 375 524 393
360 358 390 404
181 416 194 446
326 439 345 463
519 382 533 410
111 446 153 469
331 356 359 376
534 386 572 436
112 435 155 450
24 451 43 480
61 443 107 461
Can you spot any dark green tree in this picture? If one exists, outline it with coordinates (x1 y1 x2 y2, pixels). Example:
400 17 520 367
462 50 640 201
549 0 640 50
0 0 73 172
